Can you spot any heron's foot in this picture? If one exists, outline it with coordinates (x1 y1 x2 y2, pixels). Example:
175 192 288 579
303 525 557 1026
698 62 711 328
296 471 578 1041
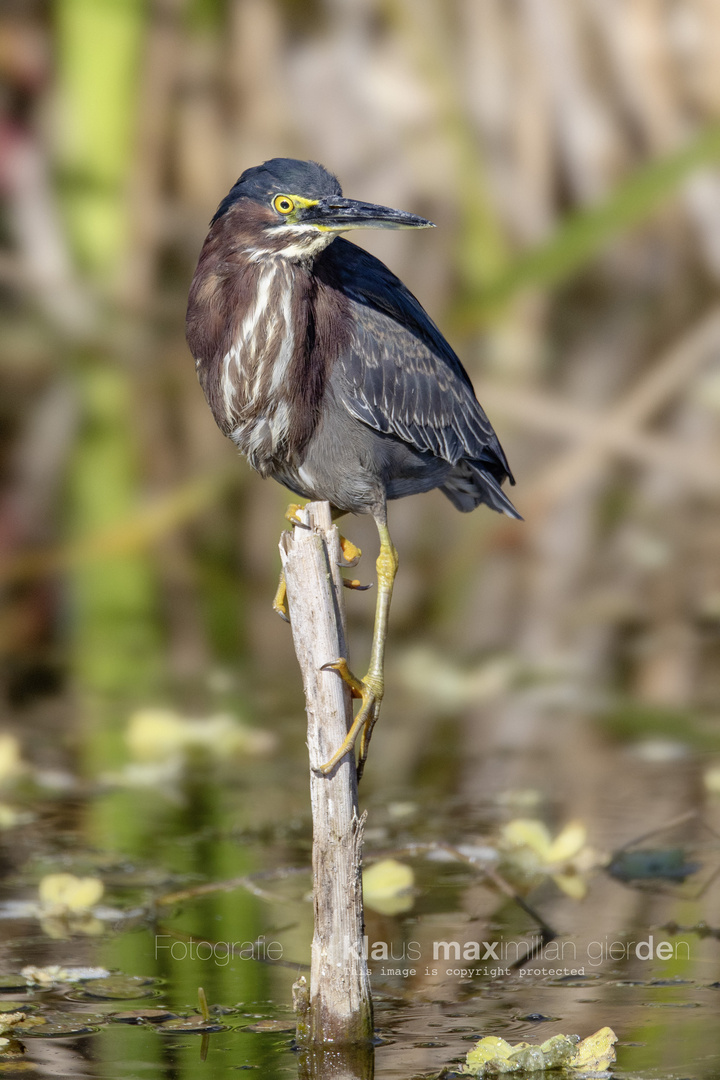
272 571 290 622
338 534 362 567
339 534 367 589
317 659 383 775
321 657 366 698
284 502 310 529
277 513 366 617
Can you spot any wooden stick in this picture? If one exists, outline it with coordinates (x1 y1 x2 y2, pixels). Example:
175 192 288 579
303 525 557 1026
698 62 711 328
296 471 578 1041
279 501 373 1048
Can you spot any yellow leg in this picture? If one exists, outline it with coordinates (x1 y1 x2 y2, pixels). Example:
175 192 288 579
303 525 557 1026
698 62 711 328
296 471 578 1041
319 519 398 776
275 505 365 620
357 702 380 781
273 571 290 622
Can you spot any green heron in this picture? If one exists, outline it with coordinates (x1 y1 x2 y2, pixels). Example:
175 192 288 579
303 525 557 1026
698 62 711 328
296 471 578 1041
186 158 519 777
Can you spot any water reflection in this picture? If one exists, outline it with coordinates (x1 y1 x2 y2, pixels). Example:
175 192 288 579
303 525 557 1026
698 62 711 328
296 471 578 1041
0 702 719 1079
297 1044 375 1080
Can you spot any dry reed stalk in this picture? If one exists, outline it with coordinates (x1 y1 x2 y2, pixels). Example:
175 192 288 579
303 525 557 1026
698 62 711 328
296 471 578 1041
475 378 720 496
522 307 720 517
279 502 373 1048
123 0 186 302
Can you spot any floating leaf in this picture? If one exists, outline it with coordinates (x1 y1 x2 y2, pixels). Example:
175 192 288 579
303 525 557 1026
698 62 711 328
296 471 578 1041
703 764 720 794
126 708 275 765
112 1008 177 1024
552 872 588 901
362 859 414 915
38 874 104 914
465 1035 515 1071
18 1018 99 1038
547 823 588 864
21 965 111 986
502 820 555 862
102 758 184 791
157 1015 227 1034
40 913 105 940
398 647 518 708
572 1028 617 1073
0 1014 26 1036
21 966 71 986
242 1018 296 1033
0 736 26 785
464 1028 617 1075
539 1035 581 1067
499 819 598 898
71 975 156 1001
0 805 31 829
60 967 111 981
510 1046 547 1071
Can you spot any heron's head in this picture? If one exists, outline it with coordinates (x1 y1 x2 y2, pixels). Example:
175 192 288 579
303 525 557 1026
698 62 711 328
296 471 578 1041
211 158 434 261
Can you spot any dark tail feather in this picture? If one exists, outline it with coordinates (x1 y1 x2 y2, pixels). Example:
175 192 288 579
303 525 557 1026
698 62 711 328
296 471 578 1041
441 461 522 519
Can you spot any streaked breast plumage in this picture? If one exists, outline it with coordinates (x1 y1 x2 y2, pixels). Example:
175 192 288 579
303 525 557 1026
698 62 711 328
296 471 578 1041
191 252 298 475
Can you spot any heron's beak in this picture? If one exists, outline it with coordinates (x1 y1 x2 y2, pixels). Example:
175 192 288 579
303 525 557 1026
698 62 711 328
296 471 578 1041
301 196 434 232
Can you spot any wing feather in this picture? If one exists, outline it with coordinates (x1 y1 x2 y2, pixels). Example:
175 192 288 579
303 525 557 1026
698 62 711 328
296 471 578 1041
316 238 513 481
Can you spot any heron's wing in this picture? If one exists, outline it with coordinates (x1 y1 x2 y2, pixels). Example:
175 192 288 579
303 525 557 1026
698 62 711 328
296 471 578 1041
317 238 513 480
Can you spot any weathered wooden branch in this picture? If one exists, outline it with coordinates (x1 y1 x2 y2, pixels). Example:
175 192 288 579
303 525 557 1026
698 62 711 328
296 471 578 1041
279 501 373 1049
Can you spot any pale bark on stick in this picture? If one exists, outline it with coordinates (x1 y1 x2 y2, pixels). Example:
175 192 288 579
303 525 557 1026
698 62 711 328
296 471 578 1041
279 501 373 1047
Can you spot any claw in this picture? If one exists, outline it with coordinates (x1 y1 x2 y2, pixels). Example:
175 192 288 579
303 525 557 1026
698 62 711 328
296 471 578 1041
316 658 383 775
273 572 290 622
320 657 364 698
343 578 372 591
275 504 313 618
314 523 397 780
338 534 362 567
285 502 311 529
282 515 395 780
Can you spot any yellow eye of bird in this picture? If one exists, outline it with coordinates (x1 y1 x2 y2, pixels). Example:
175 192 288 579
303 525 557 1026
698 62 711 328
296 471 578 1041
273 195 295 215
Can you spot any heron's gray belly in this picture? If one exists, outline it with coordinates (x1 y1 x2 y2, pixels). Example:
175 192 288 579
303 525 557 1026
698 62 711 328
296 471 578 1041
271 396 451 515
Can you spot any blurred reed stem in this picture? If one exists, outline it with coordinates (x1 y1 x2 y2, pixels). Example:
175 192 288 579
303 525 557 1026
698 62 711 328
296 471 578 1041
390 0 509 293
56 0 145 276
57 0 162 774
69 365 161 703
454 125 720 327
